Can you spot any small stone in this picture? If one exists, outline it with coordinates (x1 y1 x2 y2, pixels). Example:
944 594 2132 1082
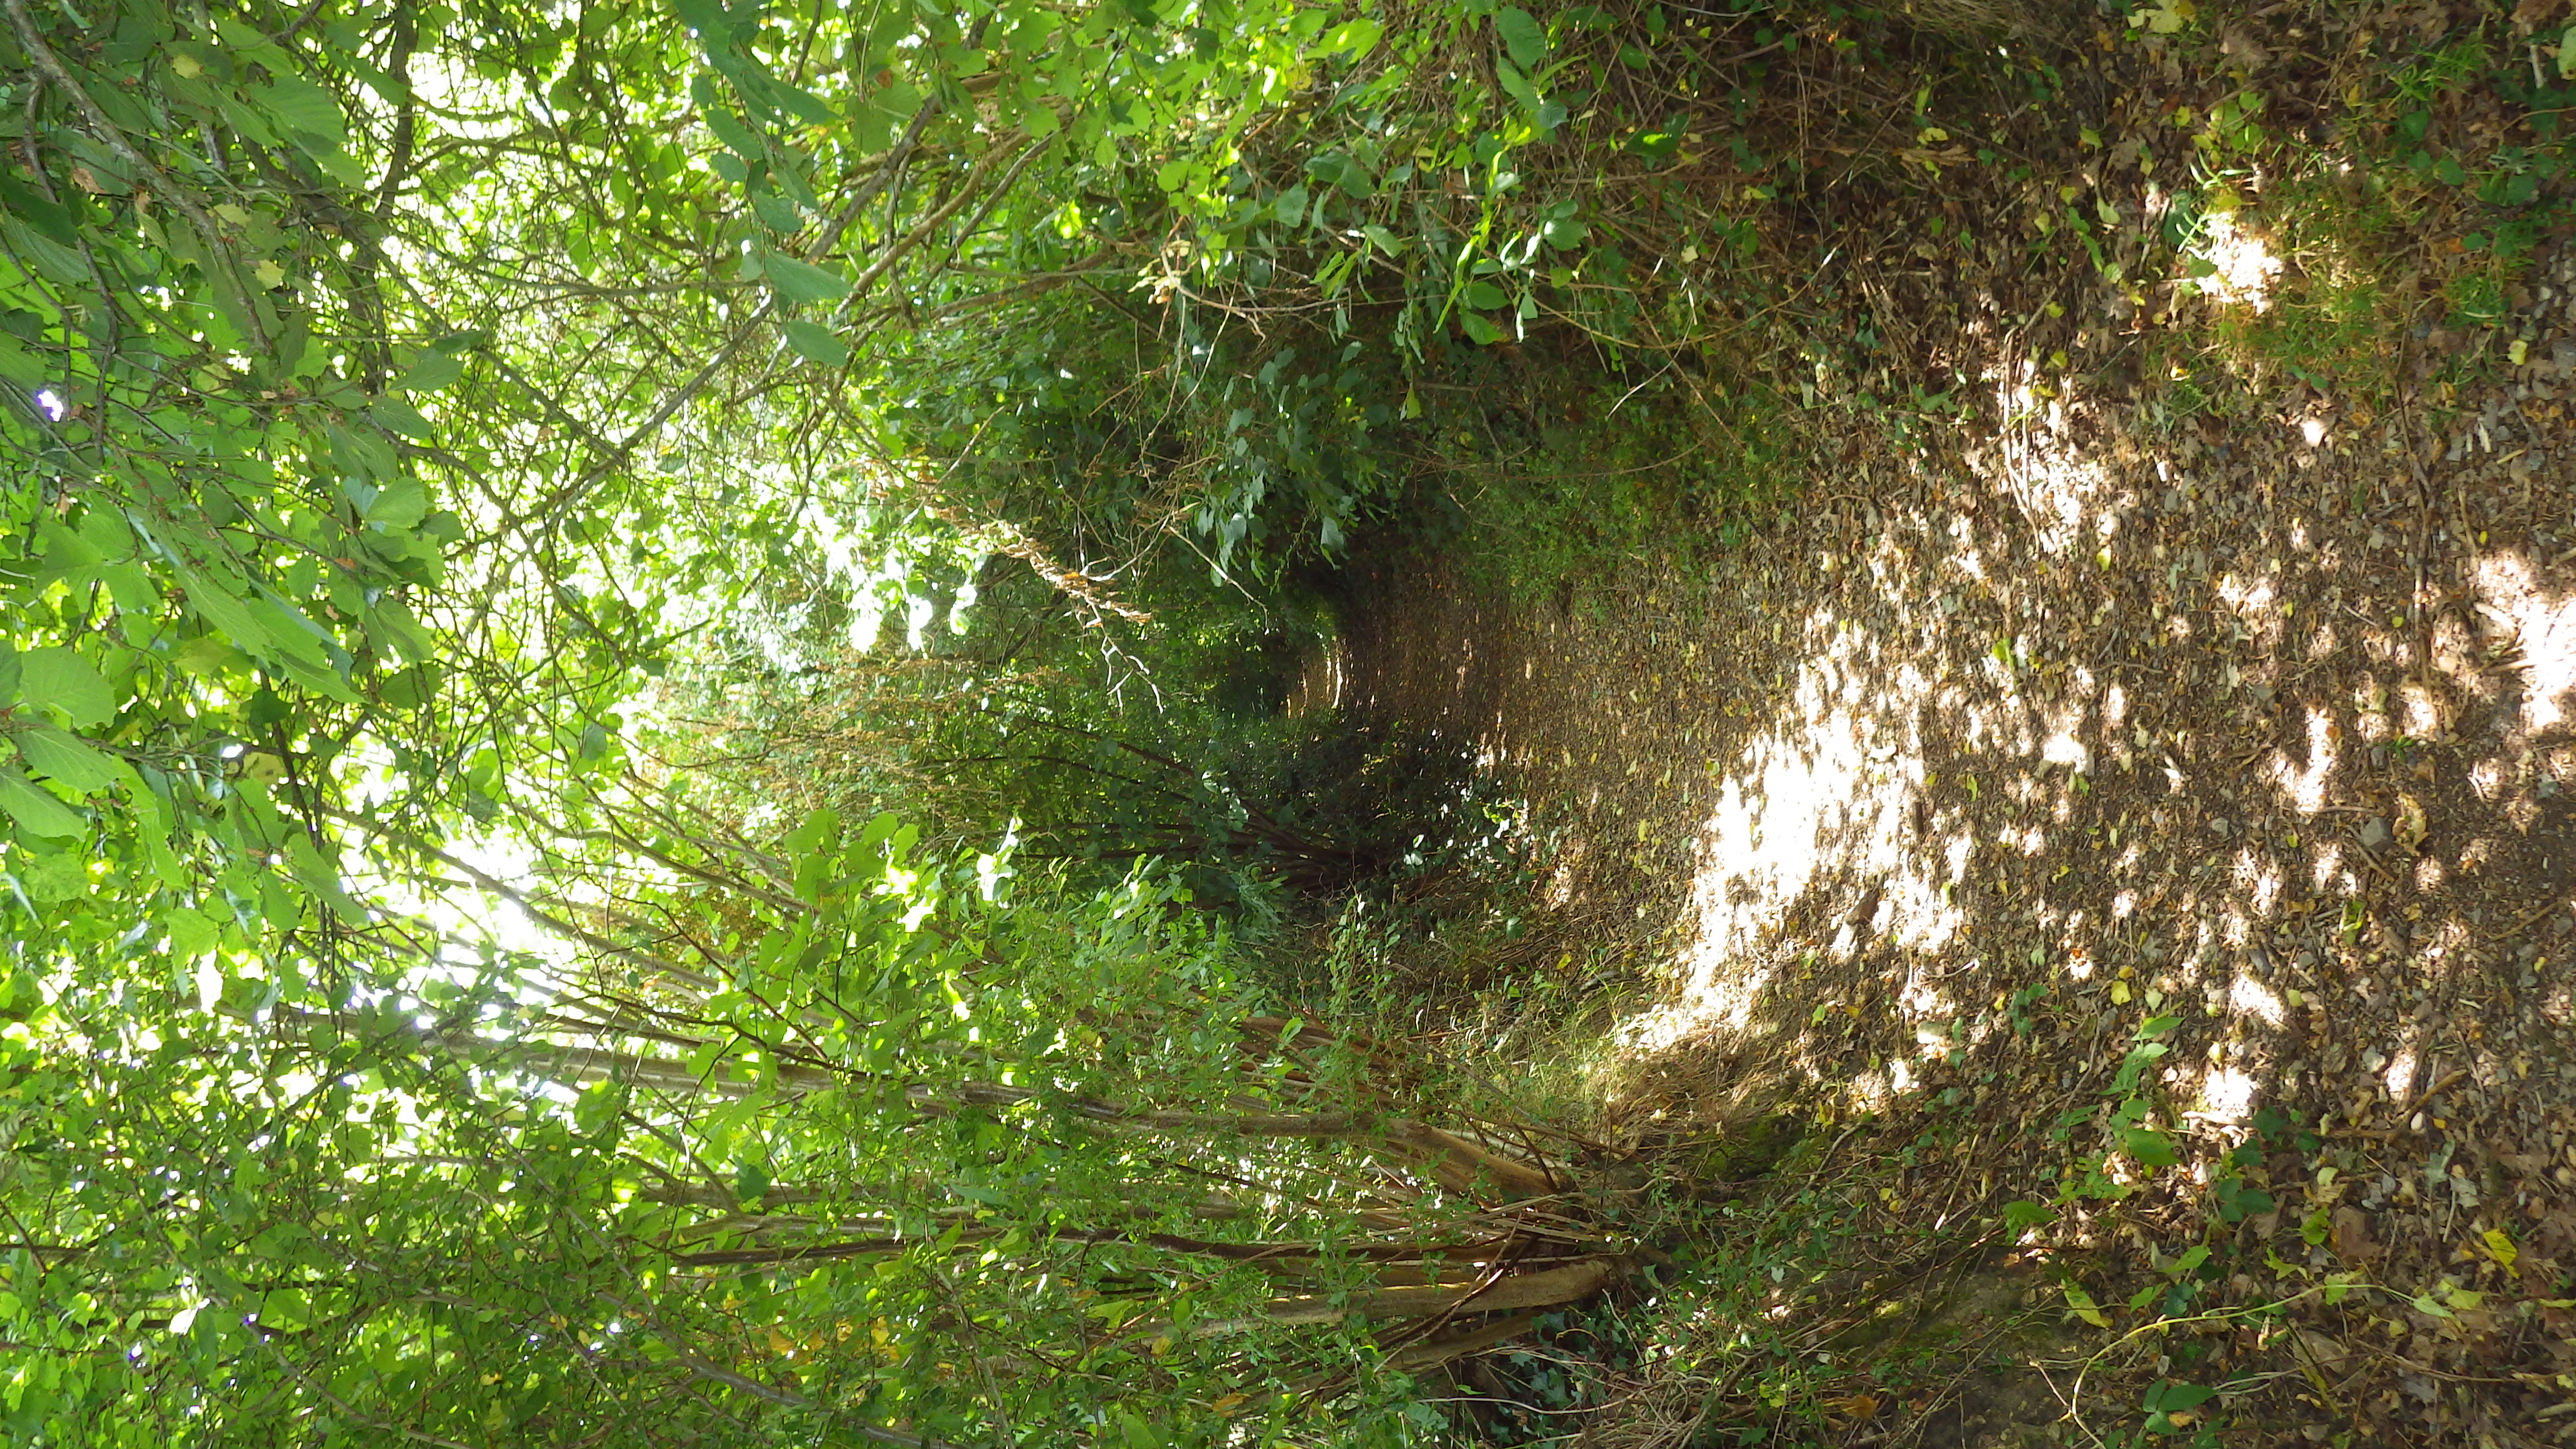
2358 817 2390 849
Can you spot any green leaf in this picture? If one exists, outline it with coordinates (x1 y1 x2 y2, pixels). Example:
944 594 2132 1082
370 396 435 440
1459 311 1503 344
731 1157 773 1206
378 664 443 711
761 253 852 304
1495 6 1546 69
165 906 222 959
0 333 50 386
177 573 279 656
0 767 85 839
366 479 430 529
2061 1278 2109 1328
0 643 18 704
2144 1380 2215 1412
1316 17 1382 57
14 729 129 797
2120 1126 2180 1169
22 647 115 728
2000 1200 2053 1234
255 72 348 145
782 319 850 366
1464 280 1510 310
704 105 767 160
393 348 463 393
286 836 367 925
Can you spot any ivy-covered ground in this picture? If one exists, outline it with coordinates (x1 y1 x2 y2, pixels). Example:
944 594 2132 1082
1324 3 2576 1443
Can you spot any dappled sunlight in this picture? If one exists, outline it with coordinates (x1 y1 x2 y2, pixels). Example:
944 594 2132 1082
1522 344 2576 1271
2474 552 2576 732
2186 206 2281 311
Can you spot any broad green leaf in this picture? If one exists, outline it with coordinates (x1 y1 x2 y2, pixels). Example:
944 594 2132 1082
2145 1380 2215 1412
367 479 430 529
0 333 49 386
783 319 850 366
364 598 437 665
1999 1200 2053 1234
165 906 222 959
177 573 279 655
15 728 130 797
286 836 368 925
22 647 115 728
0 767 84 839
1317 17 1383 58
393 348 463 393
2119 1126 2180 1169
1495 7 1546 69
256 73 349 145
370 396 435 439
762 253 853 304
704 105 767 160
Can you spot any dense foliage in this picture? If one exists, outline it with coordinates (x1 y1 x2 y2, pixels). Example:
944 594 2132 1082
0 0 1799 1440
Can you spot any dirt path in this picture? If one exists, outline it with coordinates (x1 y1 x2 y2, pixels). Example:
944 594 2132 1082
1333 262 2576 1443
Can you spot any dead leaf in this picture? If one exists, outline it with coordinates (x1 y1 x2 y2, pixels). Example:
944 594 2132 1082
2332 1205 2386 1263
2219 27 2270 68
2394 793 2427 851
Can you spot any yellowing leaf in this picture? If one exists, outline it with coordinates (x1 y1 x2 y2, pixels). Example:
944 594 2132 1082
2062 1280 2109 1328
253 259 287 287
2482 1229 2518 1272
